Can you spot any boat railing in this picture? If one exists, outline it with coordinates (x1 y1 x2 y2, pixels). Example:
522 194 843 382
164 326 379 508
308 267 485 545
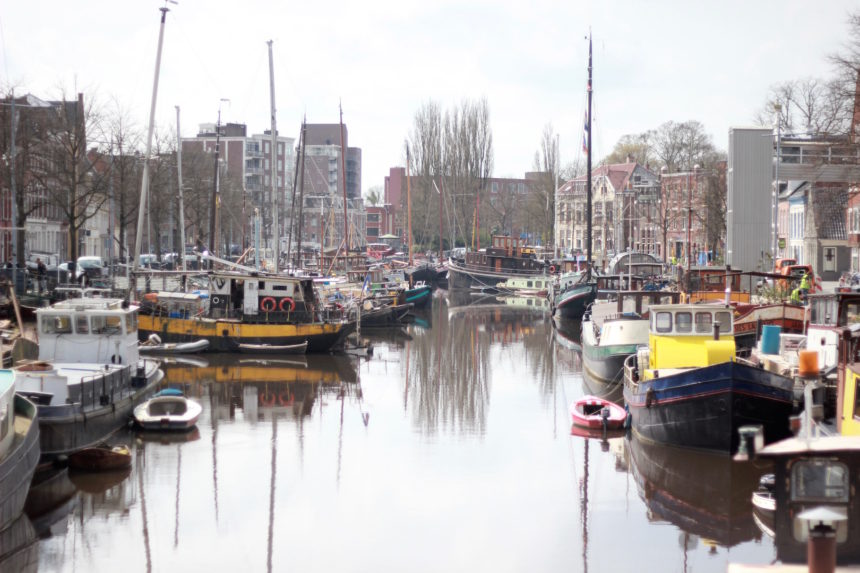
71 365 133 409
450 259 547 277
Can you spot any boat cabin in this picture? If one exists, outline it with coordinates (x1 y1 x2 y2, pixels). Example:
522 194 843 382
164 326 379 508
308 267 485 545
607 252 662 276
683 267 750 303
206 272 319 321
36 298 140 365
462 236 546 275
646 304 735 371
757 436 860 564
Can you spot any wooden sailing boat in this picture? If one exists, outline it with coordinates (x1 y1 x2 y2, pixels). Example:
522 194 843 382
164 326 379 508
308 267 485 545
551 34 598 320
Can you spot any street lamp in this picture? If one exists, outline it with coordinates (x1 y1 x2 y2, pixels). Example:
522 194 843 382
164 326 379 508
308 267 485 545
686 165 700 293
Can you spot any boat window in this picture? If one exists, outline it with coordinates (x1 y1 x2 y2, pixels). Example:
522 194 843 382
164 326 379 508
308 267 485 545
527 281 533 288
655 312 672 333
676 312 692 333
127 313 137 333
715 311 732 333
791 459 849 503
694 312 713 334
854 374 860 419
272 284 289 292
42 315 72 335
841 301 860 326
75 315 89 334
91 315 124 335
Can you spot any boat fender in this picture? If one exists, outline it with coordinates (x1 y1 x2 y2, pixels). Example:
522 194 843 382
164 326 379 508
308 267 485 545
260 392 276 407
623 404 632 429
278 391 294 407
645 388 656 408
111 354 122 364
279 297 296 312
260 297 277 312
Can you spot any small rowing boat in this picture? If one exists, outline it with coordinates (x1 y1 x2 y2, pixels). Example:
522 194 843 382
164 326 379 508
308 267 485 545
68 444 132 472
133 389 202 431
237 341 308 355
570 395 627 430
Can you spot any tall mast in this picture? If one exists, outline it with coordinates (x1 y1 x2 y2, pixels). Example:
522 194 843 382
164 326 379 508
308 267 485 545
268 40 279 273
133 7 169 274
296 119 307 266
585 33 593 281
438 176 443 260
209 104 223 257
339 102 349 273
286 122 303 267
406 144 413 266
175 105 186 271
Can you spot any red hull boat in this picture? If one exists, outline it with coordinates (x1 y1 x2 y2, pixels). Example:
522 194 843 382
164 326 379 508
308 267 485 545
570 395 627 430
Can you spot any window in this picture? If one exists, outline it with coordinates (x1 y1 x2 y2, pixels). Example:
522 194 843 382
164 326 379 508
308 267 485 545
655 312 672 333
791 460 849 503
75 315 89 334
695 312 713 334
42 315 72 335
715 311 732 333
91 315 123 335
676 312 692 333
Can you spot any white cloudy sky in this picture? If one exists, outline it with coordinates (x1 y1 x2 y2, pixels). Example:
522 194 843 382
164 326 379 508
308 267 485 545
2 0 857 192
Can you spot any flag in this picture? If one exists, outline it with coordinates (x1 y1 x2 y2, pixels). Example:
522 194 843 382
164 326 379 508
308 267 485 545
361 273 371 297
582 109 589 155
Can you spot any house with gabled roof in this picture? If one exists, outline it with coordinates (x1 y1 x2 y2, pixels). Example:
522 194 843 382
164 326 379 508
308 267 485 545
556 161 659 269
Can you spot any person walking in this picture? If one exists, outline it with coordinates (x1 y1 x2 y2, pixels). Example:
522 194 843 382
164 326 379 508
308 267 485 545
36 258 47 294
799 270 812 299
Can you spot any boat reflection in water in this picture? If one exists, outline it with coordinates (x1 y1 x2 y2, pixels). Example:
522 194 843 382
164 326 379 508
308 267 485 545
627 433 771 548
160 353 358 422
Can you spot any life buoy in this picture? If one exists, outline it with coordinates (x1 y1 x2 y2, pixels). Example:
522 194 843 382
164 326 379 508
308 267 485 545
278 391 294 407
549 265 556 273
279 297 295 312
260 297 277 312
211 295 222 306
260 392 276 407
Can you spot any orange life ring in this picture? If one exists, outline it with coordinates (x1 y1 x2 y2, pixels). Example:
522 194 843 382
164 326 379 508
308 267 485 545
278 391 294 407
260 297 277 312
549 265 557 273
260 392 276 407
279 297 295 312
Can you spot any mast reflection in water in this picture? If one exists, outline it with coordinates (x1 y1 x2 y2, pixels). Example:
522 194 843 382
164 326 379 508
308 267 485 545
28 293 782 572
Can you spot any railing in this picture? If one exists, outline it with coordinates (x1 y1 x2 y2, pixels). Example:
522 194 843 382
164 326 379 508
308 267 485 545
71 365 133 408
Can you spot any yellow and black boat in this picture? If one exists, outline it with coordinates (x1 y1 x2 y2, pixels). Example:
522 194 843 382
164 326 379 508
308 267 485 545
138 272 354 353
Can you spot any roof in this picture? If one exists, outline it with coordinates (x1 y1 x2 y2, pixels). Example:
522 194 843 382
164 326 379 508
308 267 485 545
812 186 848 240
560 162 651 195
758 435 860 457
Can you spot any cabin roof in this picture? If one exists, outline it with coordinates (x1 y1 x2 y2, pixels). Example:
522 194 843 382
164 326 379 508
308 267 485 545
758 435 860 457
649 303 731 313
40 298 133 312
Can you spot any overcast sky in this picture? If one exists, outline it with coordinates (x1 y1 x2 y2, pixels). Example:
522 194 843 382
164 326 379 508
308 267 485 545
2 0 857 193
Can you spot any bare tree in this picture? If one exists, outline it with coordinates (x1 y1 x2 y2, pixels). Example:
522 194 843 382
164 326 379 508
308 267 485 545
103 101 143 261
754 78 852 136
522 124 558 246
28 92 108 262
829 10 860 141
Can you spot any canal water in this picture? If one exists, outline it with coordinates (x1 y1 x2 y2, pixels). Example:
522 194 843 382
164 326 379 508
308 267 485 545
20 291 778 572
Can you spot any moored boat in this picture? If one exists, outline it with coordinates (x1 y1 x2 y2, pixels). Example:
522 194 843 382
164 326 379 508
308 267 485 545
581 291 679 384
623 303 795 454
14 298 164 459
138 272 354 353
133 389 202 431
0 374 40 533
67 444 132 472
551 276 598 320
570 395 627 430
139 337 210 354
495 276 552 297
447 235 549 290
237 341 308 355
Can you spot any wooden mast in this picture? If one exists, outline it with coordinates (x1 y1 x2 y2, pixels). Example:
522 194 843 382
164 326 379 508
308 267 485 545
585 33 593 281
339 103 349 273
406 144 413 266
